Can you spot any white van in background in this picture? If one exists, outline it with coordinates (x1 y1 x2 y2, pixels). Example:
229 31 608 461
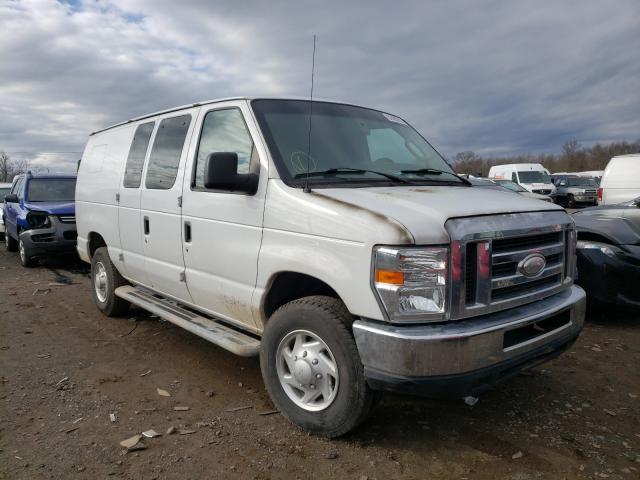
75 97 585 437
488 163 555 196
598 154 640 204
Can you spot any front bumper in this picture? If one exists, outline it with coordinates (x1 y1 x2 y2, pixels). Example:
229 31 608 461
353 285 586 397
19 217 77 257
576 246 640 308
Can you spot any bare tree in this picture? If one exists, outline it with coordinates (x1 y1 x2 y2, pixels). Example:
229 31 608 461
453 139 640 175
0 151 27 182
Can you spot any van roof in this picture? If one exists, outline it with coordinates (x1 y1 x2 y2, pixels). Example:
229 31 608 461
612 153 640 159
90 96 378 136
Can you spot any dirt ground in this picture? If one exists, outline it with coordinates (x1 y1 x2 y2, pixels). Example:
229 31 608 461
1 248 639 480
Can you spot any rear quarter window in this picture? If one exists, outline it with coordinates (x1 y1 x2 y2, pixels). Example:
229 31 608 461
124 122 155 188
145 115 191 190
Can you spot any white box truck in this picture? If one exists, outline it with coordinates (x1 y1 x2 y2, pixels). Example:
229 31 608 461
597 154 640 204
76 98 585 437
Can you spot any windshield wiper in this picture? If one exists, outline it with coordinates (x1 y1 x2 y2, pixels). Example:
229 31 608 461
400 168 471 185
295 167 412 184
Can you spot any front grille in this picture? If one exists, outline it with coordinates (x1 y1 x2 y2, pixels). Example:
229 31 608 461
58 215 76 224
489 231 564 304
533 189 552 195
31 233 56 243
447 212 574 320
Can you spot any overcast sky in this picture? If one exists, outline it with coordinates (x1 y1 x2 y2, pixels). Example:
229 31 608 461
1 0 638 173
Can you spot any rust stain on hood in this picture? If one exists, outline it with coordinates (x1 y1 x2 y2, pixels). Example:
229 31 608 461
310 191 414 244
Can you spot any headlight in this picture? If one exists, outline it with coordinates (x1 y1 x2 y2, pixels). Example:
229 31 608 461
26 212 51 229
576 240 621 258
373 246 448 322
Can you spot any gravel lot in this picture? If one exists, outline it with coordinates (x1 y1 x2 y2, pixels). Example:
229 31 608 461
1 247 638 479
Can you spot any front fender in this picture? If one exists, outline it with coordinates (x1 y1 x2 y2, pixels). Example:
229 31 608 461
253 229 384 329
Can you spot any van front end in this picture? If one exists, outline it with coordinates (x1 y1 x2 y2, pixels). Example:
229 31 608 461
353 210 586 397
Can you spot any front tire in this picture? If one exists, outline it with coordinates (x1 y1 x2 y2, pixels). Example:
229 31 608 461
91 247 130 317
567 194 576 208
260 296 377 438
4 230 17 252
18 238 36 267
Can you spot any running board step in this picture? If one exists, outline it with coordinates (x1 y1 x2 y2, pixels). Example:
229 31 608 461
115 286 260 357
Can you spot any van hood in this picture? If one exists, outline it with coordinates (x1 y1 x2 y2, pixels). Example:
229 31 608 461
316 185 563 243
23 201 75 215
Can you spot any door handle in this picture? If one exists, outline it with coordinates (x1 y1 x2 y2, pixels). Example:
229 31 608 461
143 216 150 235
184 221 192 243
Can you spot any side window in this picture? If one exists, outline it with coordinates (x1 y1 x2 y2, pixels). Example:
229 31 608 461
124 122 155 188
511 172 517 182
145 114 192 190
13 177 24 198
193 108 255 189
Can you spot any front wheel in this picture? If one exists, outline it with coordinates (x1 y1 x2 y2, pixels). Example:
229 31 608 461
91 247 130 317
260 296 377 438
566 194 576 208
18 238 36 267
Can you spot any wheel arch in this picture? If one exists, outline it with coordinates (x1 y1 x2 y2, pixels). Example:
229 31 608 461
87 231 107 259
262 271 342 321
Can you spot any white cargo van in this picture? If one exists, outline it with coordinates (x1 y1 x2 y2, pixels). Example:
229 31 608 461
76 98 585 437
488 163 555 196
597 154 640 204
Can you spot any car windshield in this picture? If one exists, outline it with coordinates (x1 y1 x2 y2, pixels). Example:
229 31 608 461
0 187 10 201
495 180 526 192
518 171 550 183
252 99 463 186
567 177 596 187
27 178 76 202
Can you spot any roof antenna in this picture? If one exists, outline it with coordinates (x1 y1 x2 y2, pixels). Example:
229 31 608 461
303 34 317 194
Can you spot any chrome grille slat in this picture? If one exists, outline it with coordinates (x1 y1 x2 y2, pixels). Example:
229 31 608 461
492 242 564 265
492 263 563 289
58 215 76 224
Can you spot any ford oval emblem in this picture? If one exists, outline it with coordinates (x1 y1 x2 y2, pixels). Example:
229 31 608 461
517 253 546 278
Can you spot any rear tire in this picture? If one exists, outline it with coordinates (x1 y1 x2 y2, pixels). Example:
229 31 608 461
260 296 377 438
91 247 130 317
18 238 36 267
4 230 17 252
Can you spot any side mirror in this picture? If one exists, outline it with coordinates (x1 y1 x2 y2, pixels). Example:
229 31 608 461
559 181 566 186
4 193 18 203
204 152 258 194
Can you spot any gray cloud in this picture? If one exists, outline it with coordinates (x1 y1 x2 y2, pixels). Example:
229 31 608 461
0 0 638 172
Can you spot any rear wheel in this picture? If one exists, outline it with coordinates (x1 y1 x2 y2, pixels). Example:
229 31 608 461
4 230 18 252
91 247 130 317
18 238 36 267
260 296 377 438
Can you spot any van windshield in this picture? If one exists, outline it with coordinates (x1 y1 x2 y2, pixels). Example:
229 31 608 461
517 171 550 183
252 99 463 186
27 178 76 202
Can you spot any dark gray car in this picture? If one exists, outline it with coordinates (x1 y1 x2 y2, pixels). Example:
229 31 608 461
572 197 640 308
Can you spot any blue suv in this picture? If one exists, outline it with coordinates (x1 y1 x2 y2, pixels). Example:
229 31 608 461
2 172 77 267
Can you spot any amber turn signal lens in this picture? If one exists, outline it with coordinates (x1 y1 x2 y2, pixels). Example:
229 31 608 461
375 269 404 285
